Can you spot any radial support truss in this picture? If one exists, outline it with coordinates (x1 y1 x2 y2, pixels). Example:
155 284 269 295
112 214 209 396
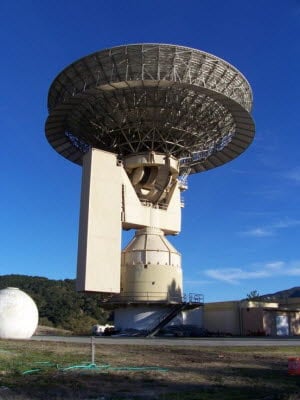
45 43 255 174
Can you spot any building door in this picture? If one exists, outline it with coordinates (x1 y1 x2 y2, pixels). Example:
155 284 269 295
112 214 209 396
276 315 289 336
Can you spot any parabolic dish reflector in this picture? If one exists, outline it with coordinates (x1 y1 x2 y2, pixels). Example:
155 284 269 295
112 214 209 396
45 43 255 174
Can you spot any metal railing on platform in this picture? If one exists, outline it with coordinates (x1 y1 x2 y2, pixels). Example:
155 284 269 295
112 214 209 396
99 292 204 304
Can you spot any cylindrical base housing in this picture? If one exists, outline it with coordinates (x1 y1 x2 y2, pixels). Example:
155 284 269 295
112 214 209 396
121 227 182 302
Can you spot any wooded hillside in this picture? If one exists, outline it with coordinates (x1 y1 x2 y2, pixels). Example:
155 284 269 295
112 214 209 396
0 275 109 333
260 286 300 300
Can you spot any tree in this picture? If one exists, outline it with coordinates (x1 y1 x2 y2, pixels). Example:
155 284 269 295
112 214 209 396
246 290 260 300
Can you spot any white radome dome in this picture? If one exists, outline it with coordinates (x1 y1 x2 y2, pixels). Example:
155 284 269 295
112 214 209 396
0 287 39 339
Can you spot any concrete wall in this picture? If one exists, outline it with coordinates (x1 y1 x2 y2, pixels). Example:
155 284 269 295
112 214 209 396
114 305 203 331
182 307 203 327
77 149 122 293
204 299 300 337
290 312 300 335
121 168 181 234
114 306 169 331
285 298 300 308
263 310 300 336
204 301 241 335
241 308 264 335
263 311 276 336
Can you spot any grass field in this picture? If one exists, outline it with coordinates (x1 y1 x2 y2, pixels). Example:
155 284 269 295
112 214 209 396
0 339 300 399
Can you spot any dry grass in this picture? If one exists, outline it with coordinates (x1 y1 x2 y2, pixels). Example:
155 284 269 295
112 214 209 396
0 340 300 399
34 326 72 336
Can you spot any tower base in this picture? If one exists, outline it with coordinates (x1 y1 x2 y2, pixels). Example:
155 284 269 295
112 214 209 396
100 295 204 336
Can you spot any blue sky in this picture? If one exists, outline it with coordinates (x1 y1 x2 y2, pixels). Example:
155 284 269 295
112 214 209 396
0 0 299 302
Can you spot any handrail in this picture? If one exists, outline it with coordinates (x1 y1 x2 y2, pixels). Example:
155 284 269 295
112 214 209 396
100 292 204 304
140 200 168 210
146 303 185 337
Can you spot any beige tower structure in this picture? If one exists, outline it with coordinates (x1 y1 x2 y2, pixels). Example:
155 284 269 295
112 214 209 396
45 44 255 333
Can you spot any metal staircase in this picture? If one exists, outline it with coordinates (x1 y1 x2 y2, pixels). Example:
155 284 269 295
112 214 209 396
146 303 187 337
